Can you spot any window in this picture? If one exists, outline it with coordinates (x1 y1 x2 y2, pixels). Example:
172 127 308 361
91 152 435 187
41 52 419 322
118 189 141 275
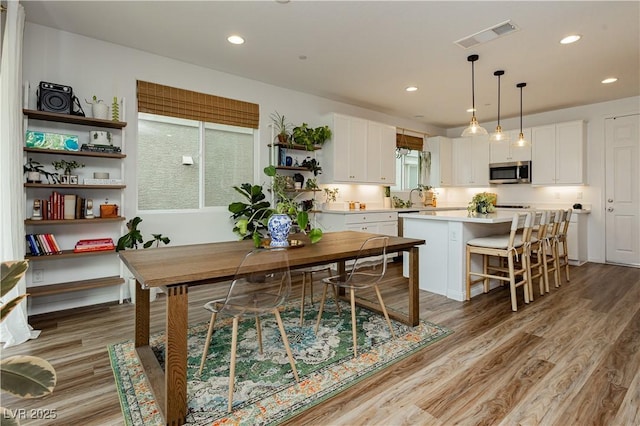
137 113 255 211
392 150 419 191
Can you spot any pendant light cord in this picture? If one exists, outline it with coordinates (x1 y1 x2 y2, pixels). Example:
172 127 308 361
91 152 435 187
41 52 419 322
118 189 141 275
519 85 523 132
497 74 501 126
471 60 476 118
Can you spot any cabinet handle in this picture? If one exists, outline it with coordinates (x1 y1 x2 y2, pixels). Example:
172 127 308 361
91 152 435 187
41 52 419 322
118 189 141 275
608 198 613 203
607 207 614 212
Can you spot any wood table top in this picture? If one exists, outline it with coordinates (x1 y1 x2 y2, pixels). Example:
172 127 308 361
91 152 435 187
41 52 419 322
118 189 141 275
119 231 425 288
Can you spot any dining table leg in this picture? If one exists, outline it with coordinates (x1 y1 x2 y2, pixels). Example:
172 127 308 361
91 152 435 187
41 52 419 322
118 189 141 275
135 280 150 347
165 284 189 425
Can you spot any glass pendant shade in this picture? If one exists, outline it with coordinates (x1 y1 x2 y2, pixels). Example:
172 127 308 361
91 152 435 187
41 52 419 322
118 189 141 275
461 54 487 137
513 82 529 147
489 70 509 142
489 125 508 142
462 116 488 136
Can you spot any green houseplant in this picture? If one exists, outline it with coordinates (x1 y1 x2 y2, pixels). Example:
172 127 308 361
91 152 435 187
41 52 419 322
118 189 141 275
292 123 332 150
51 159 84 176
270 111 292 144
116 216 170 251
228 166 323 246
1 260 57 413
468 192 496 215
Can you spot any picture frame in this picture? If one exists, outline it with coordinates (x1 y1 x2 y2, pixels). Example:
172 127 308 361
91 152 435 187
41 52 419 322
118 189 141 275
60 175 70 184
69 175 78 185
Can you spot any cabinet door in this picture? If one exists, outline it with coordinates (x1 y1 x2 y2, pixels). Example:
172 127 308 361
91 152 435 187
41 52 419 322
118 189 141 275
531 124 557 185
470 135 490 185
556 121 585 184
452 137 472 186
426 136 452 187
367 121 396 184
377 221 398 237
489 138 511 163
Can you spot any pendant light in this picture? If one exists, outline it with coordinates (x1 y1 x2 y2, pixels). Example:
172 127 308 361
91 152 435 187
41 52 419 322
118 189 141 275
461 54 488 137
514 82 529 147
489 70 509 142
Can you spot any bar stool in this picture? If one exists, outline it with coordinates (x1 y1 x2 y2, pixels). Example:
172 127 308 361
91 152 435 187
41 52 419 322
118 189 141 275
527 210 550 298
466 212 533 312
541 210 562 293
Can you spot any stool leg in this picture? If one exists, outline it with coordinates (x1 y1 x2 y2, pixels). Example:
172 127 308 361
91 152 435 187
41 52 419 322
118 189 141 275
466 246 472 301
508 253 518 312
300 272 307 326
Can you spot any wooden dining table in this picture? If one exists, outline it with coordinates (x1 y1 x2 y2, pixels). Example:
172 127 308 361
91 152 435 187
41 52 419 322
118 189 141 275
118 230 425 425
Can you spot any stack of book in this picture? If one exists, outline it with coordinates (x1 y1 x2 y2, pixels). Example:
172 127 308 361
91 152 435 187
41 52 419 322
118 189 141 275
36 192 87 220
80 143 121 153
26 233 62 256
73 238 115 253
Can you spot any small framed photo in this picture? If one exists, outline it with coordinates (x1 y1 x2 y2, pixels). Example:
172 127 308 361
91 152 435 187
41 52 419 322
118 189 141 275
69 175 78 185
60 175 70 184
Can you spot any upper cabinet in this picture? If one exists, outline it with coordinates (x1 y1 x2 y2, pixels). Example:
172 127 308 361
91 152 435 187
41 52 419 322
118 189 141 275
424 136 452 187
489 128 532 163
531 120 586 185
452 135 490 186
321 113 396 185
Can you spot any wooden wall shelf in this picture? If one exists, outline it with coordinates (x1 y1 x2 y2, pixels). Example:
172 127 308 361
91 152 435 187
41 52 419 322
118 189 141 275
28 276 125 297
23 109 127 129
24 147 126 159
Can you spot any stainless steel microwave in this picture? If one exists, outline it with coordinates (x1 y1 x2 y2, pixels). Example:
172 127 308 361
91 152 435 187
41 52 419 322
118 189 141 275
489 161 531 184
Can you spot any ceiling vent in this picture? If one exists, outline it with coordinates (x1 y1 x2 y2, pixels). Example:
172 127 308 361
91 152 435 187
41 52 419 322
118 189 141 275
455 20 519 49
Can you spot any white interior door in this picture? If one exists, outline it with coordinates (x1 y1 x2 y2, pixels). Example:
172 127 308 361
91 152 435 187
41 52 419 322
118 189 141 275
605 114 640 265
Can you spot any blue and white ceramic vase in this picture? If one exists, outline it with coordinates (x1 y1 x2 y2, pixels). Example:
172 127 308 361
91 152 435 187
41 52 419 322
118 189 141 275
268 214 292 247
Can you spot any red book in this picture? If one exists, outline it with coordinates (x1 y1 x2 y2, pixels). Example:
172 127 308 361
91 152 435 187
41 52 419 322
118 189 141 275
73 245 114 253
76 238 114 246
45 234 62 254
36 234 52 254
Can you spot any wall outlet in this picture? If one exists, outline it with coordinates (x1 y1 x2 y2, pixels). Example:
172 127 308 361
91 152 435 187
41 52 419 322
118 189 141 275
33 268 44 283
450 230 457 241
576 191 583 199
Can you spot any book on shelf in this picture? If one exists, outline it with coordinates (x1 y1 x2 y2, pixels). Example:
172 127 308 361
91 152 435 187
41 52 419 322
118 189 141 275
63 194 76 219
73 238 115 253
25 233 62 256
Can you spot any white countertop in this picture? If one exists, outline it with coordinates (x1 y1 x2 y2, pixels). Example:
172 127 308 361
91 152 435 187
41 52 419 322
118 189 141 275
317 206 466 215
400 210 520 223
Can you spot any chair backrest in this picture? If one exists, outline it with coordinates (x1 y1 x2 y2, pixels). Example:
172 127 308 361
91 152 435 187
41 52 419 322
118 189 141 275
526 210 544 242
221 248 291 314
507 212 533 247
558 209 572 239
346 236 389 286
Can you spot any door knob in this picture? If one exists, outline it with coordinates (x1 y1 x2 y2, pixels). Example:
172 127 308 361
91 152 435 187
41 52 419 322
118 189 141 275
607 207 614 212
608 198 614 203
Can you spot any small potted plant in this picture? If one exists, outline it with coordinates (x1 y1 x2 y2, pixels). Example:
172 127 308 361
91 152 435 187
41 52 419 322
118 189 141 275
468 192 496 215
52 159 84 184
270 111 292 144
24 158 45 183
301 156 322 176
85 95 109 119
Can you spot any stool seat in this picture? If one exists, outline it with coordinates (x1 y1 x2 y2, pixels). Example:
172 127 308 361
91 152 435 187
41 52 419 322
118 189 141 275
468 234 526 249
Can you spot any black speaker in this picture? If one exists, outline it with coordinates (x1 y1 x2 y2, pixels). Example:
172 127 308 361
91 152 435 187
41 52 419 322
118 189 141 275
37 81 73 114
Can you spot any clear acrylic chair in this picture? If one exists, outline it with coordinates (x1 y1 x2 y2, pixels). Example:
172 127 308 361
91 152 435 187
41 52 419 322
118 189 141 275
197 248 299 413
295 264 341 326
314 236 395 358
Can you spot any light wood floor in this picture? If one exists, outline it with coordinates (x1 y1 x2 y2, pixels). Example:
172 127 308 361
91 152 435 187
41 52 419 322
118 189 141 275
3 261 639 426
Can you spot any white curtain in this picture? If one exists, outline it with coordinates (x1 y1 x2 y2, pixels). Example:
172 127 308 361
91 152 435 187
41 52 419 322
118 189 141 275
0 1 40 347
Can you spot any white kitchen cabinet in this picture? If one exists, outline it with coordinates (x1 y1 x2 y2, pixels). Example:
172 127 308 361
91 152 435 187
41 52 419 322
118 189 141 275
531 120 586 185
424 136 452 187
321 113 395 185
366 120 397 184
489 128 532 163
567 211 588 265
316 211 398 236
452 135 489 186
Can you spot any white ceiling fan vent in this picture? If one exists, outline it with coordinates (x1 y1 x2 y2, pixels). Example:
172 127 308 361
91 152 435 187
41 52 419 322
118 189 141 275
455 20 519 49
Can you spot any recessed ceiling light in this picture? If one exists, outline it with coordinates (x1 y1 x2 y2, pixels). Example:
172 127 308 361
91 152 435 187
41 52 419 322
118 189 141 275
414 115 424 119
602 77 618 84
560 34 581 44
227 35 245 45
405 86 418 92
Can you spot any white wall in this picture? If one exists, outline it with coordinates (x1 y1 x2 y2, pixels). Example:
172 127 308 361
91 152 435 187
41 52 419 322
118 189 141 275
442 96 640 263
21 23 443 312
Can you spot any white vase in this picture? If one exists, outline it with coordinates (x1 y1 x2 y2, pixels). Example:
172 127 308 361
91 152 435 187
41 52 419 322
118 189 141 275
383 197 392 208
92 102 109 119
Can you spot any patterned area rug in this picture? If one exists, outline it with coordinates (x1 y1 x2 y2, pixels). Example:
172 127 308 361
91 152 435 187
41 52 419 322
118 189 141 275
108 301 451 425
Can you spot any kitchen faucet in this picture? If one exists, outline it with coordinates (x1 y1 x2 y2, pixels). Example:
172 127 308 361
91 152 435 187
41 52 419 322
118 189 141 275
408 187 422 208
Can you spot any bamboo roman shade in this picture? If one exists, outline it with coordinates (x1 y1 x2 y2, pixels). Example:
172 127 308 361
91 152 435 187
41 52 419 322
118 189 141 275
136 80 260 129
396 133 423 151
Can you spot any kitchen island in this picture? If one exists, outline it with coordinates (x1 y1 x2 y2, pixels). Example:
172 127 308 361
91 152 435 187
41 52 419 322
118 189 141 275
400 210 517 301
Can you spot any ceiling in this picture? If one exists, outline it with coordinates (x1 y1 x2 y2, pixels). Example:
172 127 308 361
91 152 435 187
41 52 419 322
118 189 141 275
21 1 640 129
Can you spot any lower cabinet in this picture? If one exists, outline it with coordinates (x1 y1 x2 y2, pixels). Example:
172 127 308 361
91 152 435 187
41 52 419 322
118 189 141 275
567 212 589 265
316 211 398 236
